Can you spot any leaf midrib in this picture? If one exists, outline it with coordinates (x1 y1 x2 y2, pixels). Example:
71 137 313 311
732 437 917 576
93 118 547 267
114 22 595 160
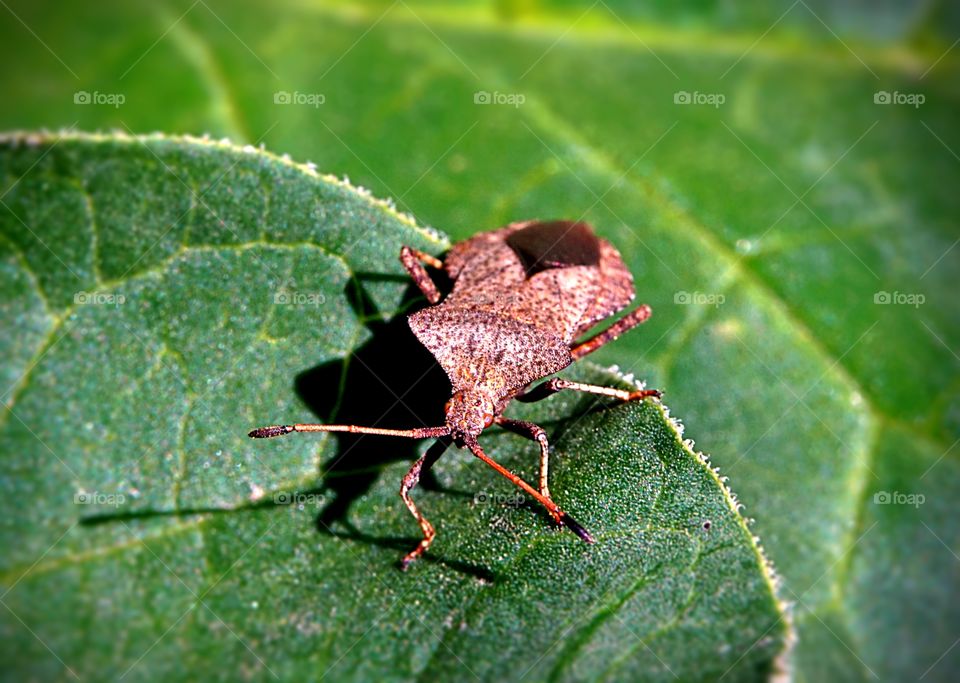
425 46 878 420
283 0 949 75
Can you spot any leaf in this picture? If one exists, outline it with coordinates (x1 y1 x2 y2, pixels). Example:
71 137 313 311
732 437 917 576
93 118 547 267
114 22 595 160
1 1 958 679
0 133 785 681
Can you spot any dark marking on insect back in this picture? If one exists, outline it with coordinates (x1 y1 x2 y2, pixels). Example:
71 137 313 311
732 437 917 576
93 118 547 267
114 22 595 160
506 220 601 277
249 219 659 569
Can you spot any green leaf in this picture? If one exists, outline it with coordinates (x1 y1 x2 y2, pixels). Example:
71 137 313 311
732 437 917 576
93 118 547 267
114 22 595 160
2 1 959 679
0 133 785 681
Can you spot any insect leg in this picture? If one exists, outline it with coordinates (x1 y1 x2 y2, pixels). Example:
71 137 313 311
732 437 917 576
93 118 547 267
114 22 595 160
515 377 661 404
399 436 450 569
465 439 594 544
494 417 552 499
399 245 444 304
570 304 652 360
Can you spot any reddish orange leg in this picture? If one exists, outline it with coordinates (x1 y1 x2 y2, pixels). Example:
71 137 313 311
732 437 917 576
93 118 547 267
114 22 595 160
570 304 652 360
248 419 454 568
399 437 450 569
494 417 552 499
465 438 594 544
399 245 444 305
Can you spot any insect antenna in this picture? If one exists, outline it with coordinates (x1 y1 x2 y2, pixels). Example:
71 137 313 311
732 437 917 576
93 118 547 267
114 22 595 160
249 424 450 439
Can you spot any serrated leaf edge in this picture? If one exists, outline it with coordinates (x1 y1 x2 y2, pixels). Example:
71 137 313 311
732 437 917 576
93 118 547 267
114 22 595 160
606 362 796 679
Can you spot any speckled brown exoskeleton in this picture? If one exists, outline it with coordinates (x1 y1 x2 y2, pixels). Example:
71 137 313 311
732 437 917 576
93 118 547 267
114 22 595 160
249 220 660 568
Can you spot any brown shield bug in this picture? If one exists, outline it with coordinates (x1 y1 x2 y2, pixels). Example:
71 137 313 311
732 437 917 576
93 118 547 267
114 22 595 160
250 220 660 568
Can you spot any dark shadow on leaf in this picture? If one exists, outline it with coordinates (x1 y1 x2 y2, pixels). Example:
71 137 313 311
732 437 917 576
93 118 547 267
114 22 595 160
294 274 496 580
78 481 495 580
320 526 497 580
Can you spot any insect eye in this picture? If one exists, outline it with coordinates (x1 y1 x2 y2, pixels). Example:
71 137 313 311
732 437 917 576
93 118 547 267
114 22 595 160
483 412 494 428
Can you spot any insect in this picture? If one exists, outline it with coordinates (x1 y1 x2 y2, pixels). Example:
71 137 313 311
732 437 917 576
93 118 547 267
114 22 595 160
250 220 660 568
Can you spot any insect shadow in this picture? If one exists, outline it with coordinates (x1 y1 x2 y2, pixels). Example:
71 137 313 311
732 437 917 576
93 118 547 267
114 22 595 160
78 273 494 579
296 272 496 581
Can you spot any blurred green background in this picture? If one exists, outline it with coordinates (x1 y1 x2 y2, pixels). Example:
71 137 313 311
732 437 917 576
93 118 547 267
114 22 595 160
1 0 959 681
